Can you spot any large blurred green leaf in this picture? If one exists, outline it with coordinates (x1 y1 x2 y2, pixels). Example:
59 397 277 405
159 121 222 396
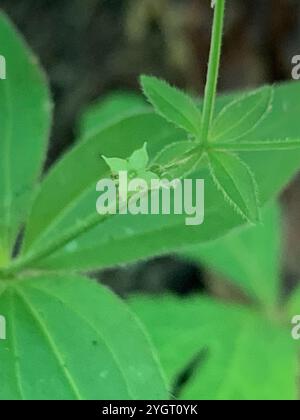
0 274 167 400
78 92 148 138
0 13 52 265
287 286 300 319
130 295 297 400
185 204 281 307
22 112 184 256
22 82 300 271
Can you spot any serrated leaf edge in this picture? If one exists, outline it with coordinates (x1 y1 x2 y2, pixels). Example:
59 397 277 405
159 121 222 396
213 137 300 152
210 86 274 143
141 75 201 137
208 151 261 224
152 140 203 179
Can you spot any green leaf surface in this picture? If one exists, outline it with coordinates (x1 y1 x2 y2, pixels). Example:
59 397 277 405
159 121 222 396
208 151 260 223
22 112 183 256
209 86 273 143
0 274 167 400
287 286 300 320
102 157 130 174
129 143 149 171
78 92 148 138
214 138 300 152
130 295 297 400
152 141 201 179
0 13 52 263
141 76 202 137
21 82 300 271
185 204 282 307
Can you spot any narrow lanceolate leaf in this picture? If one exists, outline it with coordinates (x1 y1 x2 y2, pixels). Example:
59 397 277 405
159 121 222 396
20 82 300 272
0 274 167 400
208 151 260 223
141 75 202 137
213 138 300 152
152 141 201 179
209 86 273 143
0 13 52 264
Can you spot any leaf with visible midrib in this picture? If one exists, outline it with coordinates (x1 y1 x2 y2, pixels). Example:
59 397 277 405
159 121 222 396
0 13 51 261
214 138 300 152
141 75 202 137
209 86 273 143
0 274 168 400
21 83 300 272
152 141 201 179
208 151 260 223
22 112 184 253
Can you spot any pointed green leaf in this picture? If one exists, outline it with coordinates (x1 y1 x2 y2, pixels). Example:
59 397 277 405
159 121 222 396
102 157 129 174
214 138 300 152
129 143 149 171
208 151 260 223
209 86 273 143
141 75 201 137
152 141 201 179
0 274 167 400
21 83 300 272
0 13 52 263
130 296 297 400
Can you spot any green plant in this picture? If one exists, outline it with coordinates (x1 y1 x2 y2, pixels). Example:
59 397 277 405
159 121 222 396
0 13 166 400
0 0 300 400
130 204 299 400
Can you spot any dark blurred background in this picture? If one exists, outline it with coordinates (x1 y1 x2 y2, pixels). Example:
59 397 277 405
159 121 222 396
2 0 300 297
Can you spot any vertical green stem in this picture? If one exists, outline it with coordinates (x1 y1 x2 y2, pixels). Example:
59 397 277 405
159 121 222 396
201 0 226 144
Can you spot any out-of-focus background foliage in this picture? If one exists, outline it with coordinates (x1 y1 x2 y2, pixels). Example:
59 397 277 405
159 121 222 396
3 0 300 297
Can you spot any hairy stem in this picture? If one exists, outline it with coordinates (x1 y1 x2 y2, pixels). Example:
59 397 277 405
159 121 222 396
200 0 226 144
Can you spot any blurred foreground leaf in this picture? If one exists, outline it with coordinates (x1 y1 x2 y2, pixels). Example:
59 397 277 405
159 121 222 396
0 13 51 265
130 295 297 400
0 275 167 400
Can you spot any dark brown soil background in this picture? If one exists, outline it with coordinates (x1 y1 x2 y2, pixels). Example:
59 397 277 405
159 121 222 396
2 0 300 296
